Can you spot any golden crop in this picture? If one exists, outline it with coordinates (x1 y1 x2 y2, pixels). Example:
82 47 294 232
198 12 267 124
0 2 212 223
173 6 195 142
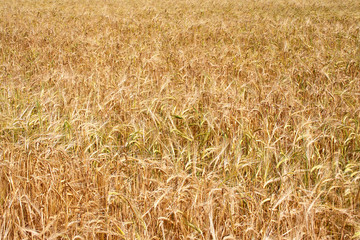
1 0 359 239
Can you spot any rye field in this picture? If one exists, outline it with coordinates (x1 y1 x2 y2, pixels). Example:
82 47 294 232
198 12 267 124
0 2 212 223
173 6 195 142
1 0 360 239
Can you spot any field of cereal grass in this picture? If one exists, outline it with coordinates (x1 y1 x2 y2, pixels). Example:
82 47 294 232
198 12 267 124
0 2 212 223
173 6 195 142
1 0 360 238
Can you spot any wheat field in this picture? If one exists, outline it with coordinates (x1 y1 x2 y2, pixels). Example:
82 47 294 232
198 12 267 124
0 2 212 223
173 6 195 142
0 0 360 239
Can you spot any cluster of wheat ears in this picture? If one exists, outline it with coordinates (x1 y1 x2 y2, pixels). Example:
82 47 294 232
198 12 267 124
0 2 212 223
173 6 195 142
0 0 359 239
